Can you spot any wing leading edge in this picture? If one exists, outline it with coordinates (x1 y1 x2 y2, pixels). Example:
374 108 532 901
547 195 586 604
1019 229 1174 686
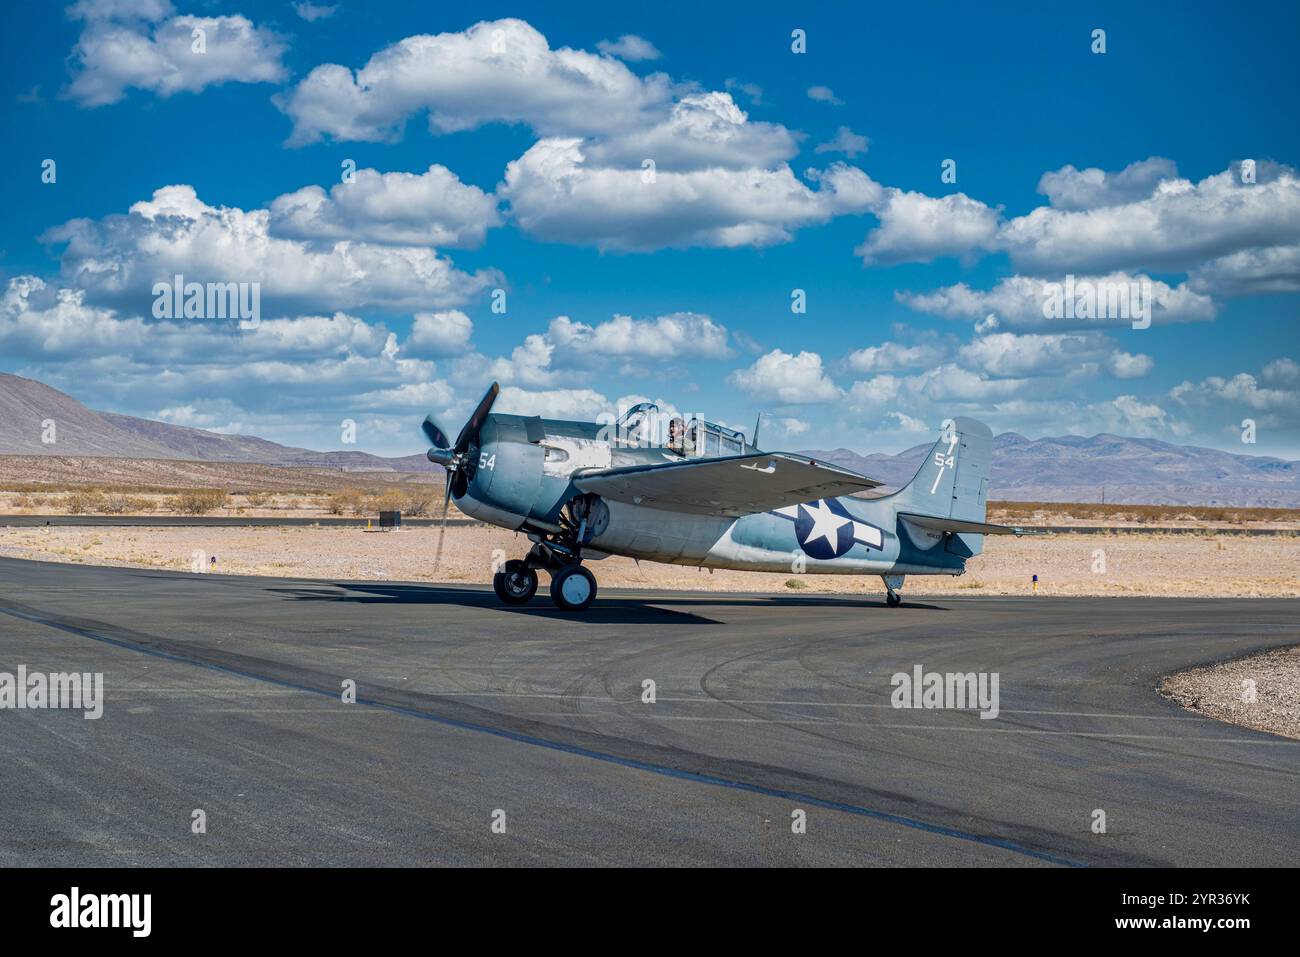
572 453 883 517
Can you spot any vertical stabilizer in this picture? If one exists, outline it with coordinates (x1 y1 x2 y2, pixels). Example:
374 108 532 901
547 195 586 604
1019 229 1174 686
889 417 992 523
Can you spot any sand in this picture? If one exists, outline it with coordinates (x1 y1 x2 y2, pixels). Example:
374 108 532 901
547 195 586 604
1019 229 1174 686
0 523 1295 598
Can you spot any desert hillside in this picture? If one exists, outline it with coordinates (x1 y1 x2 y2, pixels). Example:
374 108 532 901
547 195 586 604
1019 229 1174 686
0 372 426 471
3 371 1298 506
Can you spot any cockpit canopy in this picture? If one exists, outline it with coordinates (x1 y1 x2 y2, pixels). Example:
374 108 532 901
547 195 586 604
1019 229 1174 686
615 402 661 445
613 402 750 457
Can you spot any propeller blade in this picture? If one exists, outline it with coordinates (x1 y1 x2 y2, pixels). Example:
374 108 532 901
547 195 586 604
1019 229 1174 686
424 382 497 573
453 381 500 454
431 481 452 571
421 414 451 450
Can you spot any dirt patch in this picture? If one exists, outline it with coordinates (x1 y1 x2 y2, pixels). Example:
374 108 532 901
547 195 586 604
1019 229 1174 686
1162 646 1300 740
0 524 1296 598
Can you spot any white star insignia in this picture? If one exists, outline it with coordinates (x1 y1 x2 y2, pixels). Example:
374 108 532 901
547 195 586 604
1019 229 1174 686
800 500 850 549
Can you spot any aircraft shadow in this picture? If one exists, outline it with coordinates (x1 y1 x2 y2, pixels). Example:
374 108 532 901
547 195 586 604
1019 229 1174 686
268 581 724 624
268 581 948 625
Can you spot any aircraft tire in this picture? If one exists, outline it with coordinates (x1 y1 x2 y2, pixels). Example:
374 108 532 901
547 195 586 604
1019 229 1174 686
494 560 538 604
886 590 902 608
550 564 597 611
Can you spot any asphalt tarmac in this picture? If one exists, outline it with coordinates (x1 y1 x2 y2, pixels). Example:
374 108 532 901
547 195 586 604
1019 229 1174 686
0 556 1296 866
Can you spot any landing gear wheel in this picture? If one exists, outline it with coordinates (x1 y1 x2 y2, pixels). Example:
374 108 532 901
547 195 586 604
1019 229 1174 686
881 574 905 608
493 559 538 605
550 564 597 611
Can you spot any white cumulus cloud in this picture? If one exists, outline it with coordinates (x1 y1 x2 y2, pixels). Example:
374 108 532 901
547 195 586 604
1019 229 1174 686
293 2 337 22
276 18 671 145
596 34 661 61
1000 162 1300 275
728 349 841 404
854 189 1002 265
547 312 731 360
806 85 842 105
845 341 946 373
269 164 501 248
815 126 869 158
1036 157 1179 210
896 273 1217 329
405 310 474 357
503 137 876 251
66 1 287 107
42 184 499 316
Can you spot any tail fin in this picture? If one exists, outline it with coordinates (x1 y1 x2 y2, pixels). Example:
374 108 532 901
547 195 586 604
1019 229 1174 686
889 417 992 522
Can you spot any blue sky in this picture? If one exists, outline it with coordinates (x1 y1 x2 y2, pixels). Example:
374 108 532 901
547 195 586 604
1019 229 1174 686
1 0 1297 457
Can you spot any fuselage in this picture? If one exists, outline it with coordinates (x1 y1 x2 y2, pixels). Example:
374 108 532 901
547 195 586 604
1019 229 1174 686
450 413 976 578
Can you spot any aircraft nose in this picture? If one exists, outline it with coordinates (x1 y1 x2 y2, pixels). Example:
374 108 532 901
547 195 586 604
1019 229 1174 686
465 443 491 497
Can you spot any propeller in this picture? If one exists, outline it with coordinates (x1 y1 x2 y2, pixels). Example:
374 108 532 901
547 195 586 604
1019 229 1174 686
423 382 500 569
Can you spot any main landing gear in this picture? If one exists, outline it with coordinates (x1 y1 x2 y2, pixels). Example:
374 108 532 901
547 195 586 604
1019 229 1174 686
492 542 598 612
881 574 906 608
494 496 606 611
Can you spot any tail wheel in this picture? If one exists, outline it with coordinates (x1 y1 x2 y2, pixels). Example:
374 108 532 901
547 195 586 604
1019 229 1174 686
550 565 597 611
493 559 538 604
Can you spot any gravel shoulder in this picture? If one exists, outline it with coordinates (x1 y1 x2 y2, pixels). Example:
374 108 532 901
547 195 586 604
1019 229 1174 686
1162 646 1300 740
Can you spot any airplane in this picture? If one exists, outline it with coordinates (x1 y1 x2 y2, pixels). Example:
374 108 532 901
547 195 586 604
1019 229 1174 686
422 383 1026 611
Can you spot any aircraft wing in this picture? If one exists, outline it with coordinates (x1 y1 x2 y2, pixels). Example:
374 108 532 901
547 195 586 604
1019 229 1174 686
573 453 883 517
898 513 1034 537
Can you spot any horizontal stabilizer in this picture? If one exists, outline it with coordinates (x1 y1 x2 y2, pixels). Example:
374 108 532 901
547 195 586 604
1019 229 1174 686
898 512 1033 537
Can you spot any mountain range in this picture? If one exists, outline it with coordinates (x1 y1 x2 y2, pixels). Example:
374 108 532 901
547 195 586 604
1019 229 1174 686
805 433 1300 506
2 373 1296 505
0 373 426 472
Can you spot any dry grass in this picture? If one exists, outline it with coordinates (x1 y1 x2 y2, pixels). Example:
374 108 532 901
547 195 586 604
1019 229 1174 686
173 489 229 515
0 454 440 495
63 489 105 514
989 501 1299 526
0 482 447 520
0 454 444 519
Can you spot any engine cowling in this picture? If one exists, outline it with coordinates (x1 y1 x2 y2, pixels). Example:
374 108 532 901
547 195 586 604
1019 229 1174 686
453 416 545 530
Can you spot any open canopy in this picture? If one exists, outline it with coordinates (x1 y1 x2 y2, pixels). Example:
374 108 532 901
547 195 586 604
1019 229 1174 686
613 403 751 456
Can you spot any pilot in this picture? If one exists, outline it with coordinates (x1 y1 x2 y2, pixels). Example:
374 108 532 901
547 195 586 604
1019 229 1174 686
667 417 695 456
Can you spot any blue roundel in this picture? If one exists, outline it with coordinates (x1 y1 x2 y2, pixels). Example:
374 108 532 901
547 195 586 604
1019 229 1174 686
794 498 856 560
